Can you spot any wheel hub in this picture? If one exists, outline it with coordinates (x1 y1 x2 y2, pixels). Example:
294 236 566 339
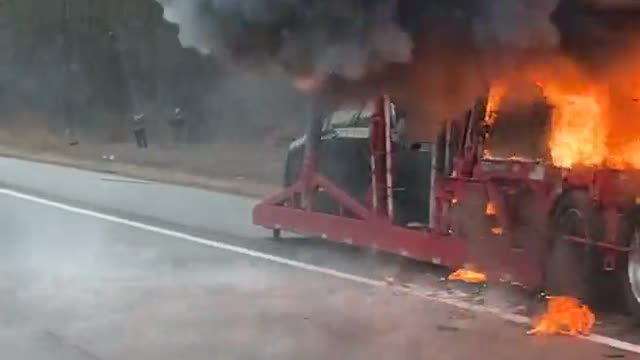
627 229 640 303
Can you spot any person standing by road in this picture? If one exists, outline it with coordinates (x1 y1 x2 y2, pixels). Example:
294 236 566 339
168 107 186 143
132 113 148 149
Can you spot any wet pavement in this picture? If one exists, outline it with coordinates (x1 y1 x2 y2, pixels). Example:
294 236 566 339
0 157 638 359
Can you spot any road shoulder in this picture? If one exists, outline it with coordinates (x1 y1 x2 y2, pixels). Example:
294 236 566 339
0 144 278 199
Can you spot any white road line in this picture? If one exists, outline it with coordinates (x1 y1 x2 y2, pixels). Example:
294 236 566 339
2 187 639 354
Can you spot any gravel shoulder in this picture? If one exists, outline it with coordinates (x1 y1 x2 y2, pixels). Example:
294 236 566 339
0 132 287 198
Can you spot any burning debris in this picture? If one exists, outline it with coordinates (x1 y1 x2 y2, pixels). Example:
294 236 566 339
528 296 595 336
448 269 488 284
485 202 497 216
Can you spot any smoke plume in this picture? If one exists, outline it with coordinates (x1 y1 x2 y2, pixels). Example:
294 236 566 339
157 0 414 80
156 0 559 79
154 0 640 140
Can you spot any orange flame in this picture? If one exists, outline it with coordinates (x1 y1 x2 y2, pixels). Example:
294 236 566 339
485 202 496 215
490 227 504 235
448 269 487 283
528 296 595 336
541 81 640 169
542 85 608 168
485 83 507 126
486 48 640 170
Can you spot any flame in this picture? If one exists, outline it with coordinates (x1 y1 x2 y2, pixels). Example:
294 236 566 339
543 86 608 168
541 81 640 169
490 227 504 235
485 83 507 126
448 269 487 283
483 46 640 170
485 202 496 215
528 296 595 336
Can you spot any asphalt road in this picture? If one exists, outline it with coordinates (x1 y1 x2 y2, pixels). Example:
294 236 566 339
0 157 637 359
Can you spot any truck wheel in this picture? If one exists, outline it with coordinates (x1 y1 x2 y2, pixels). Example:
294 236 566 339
617 213 640 320
544 192 600 304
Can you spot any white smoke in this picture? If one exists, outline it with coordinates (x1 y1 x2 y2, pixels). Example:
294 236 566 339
159 0 222 56
155 0 413 80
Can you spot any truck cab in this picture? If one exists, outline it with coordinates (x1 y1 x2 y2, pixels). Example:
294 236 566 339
283 99 436 225
257 93 640 319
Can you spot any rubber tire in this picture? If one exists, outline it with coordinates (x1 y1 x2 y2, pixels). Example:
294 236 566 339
544 191 601 304
617 210 640 321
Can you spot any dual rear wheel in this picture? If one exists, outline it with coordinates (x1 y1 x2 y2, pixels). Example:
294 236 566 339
545 191 640 320
544 191 600 303
618 213 640 319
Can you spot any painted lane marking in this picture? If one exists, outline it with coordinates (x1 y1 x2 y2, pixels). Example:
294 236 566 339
2 188 639 354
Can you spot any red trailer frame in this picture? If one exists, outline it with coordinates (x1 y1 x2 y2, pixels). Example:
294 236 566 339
253 95 635 289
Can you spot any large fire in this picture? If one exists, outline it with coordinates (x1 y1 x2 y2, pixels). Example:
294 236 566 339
544 84 640 169
543 86 608 168
528 296 595 336
487 51 640 169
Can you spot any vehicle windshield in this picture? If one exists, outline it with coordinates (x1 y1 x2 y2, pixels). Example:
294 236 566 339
325 101 375 129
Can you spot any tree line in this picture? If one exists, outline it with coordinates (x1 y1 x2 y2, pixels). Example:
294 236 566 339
0 0 307 142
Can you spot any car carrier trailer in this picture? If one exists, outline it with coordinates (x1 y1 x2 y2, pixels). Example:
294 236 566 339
253 94 640 318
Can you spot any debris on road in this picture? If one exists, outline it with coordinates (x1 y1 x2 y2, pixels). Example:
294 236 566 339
436 324 461 332
448 269 487 284
400 282 415 290
603 354 626 359
528 296 595 336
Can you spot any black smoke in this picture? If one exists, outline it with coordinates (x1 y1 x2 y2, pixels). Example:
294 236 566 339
552 0 640 70
155 0 640 138
157 0 559 78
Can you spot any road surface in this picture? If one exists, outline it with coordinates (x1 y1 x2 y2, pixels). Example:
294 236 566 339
0 157 637 359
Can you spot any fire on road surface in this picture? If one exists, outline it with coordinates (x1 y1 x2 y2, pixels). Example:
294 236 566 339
0 158 639 357
446 268 596 338
448 269 488 284
529 297 596 336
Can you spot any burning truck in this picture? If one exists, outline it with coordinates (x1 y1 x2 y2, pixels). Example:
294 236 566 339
253 87 640 319
253 0 640 320
154 0 640 321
